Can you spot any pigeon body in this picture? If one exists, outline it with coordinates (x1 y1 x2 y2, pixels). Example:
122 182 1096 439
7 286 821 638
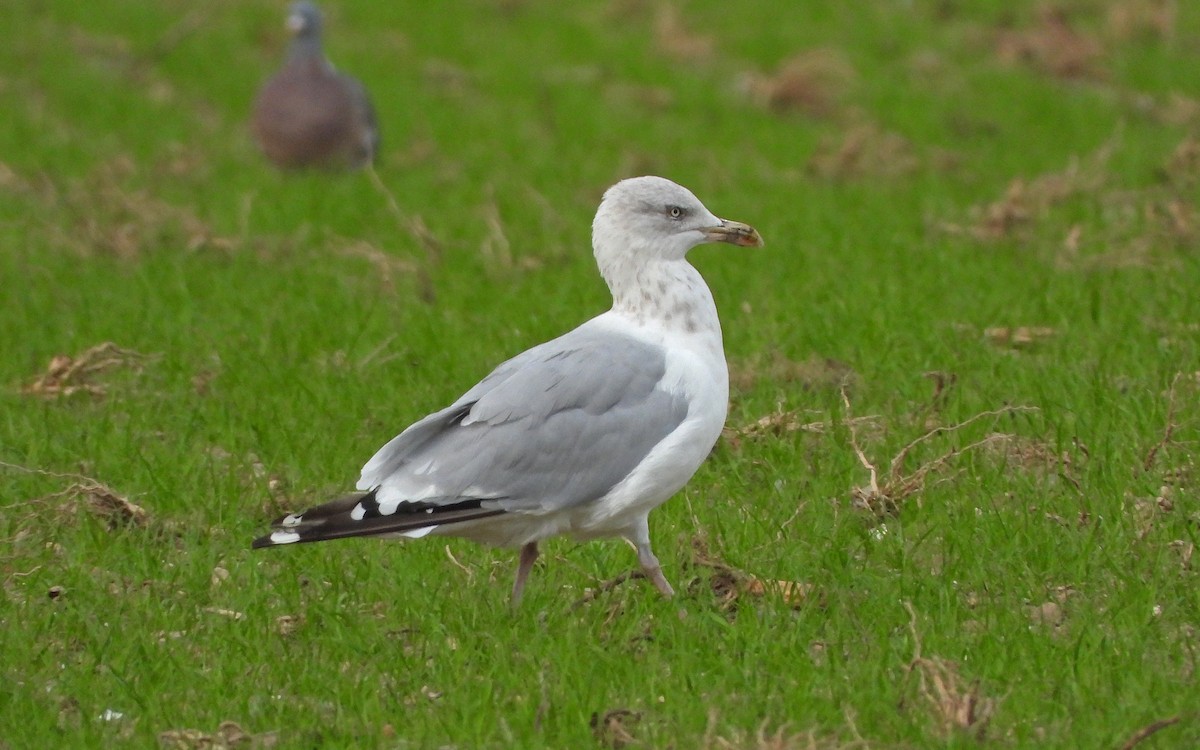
251 2 378 169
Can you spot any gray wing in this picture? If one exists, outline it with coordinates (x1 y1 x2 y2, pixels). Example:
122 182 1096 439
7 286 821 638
358 327 689 515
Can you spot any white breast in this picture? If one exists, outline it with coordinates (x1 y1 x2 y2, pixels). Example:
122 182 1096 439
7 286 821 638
566 307 729 538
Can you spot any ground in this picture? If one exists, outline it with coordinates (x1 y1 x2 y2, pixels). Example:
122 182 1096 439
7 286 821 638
1 1 1198 747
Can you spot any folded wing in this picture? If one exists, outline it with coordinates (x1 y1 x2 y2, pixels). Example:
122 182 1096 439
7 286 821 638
253 327 689 546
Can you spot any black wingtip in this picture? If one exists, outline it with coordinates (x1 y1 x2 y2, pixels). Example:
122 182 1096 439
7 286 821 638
248 491 508 549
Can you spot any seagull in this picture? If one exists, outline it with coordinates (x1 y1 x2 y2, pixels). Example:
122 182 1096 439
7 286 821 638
251 1 379 170
252 176 763 603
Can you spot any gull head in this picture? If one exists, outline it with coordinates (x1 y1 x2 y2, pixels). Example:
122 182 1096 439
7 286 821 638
286 1 323 40
592 176 763 268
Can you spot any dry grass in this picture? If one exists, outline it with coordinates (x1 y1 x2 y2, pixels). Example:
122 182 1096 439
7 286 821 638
807 124 920 181
739 49 855 118
902 603 996 739
60 158 232 258
982 325 1057 350
158 720 277 749
994 6 1105 80
5 1 1200 747
1152 93 1200 128
943 135 1200 269
1117 715 1183 750
684 536 817 612
842 387 1038 519
591 707 642 749
1105 0 1177 42
653 3 716 62
0 462 148 533
724 410 882 447
949 143 1112 243
701 717 870 750
19 341 157 398
1141 371 1195 473
978 432 1067 477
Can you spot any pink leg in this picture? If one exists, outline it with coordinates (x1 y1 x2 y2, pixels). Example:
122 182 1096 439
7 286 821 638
512 542 539 605
636 544 676 597
627 516 674 597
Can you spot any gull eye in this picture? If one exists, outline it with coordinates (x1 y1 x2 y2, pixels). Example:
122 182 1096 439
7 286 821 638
667 205 684 219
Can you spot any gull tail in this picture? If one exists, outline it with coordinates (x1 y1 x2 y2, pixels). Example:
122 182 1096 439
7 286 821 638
250 488 505 549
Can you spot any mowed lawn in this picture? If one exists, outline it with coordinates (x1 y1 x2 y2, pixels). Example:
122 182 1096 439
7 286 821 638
2 1 1199 747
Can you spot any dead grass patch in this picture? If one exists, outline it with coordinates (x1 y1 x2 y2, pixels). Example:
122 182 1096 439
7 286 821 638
739 49 855 118
591 708 642 749
1105 0 1177 42
982 326 1057 350
1169 538 1195 570
331 236 426 298
20 342 156 398
947 144 1111 243
1162 135 1200 190
0 462 148 535
202 607 246 622
724 409 882 447
807 123 920 181
685 536 818 612
48 158 235 258
905 656 995 738
981 432 1056 470
994 7 1105 81
902 602 996 739
979 432 1083 486
69 482 149 529
159 721 277 749
946 137 1200 268
842 387 1038 519
654 3 715 62
1142 372 1197 474
1152 93 1200 128
1131 374 1197 541
1118 715 1182 750
700 713 869 750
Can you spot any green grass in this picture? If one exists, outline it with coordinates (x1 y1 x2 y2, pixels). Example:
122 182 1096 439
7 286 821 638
3 0 1200 747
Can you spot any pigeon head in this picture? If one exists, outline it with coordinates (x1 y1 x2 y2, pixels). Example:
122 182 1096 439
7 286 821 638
286 2 324 55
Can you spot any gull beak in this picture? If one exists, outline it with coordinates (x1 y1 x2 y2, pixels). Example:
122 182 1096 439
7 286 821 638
702 220 764 248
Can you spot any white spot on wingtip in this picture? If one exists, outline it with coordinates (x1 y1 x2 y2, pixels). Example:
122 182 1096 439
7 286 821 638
270 531 302 545
350 503 366 521
281 514 304 527
400 526 434 539
378 484 439 515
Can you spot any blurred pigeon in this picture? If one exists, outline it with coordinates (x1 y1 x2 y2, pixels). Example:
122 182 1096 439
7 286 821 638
252 177 764 604
251 2 379 169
